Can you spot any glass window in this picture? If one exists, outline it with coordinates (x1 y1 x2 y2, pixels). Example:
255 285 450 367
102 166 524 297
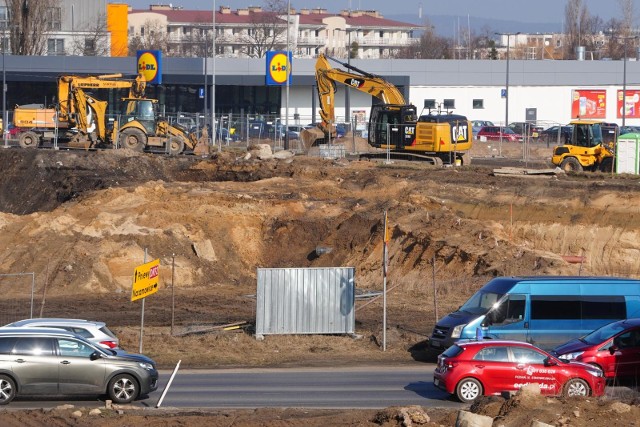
531 296 580 320
442 344 464 358
581 296 626 319
510 347 547 364
12 337 54 356
474 346 510 362
47 39 65 56
57 339 96 358
487 294 526 325
443 99 455 109
424 99 435 109
0 337 16 354
46 7 62 31
460 291 504 315
473 99 484 109
71 328 94 339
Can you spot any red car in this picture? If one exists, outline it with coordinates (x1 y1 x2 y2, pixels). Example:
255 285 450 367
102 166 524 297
476 126 523 142
434 340 605 403
552 318 640 381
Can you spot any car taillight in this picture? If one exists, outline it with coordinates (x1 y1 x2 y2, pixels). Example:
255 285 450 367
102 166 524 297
100 340 118 349
446 360 458 369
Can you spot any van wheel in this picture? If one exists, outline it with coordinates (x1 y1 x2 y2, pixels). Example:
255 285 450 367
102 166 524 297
119 128 146 152
564 378 589 397
108 374 139 404
560 157 583 172
0 375 16 405
456 377 483 403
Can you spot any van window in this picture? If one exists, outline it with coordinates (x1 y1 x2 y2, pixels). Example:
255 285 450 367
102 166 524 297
12 337 54 356
487 294 525 325
460 291 504 315
531 295 626 320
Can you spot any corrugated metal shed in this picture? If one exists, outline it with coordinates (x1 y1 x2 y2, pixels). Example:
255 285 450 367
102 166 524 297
255 267 355 338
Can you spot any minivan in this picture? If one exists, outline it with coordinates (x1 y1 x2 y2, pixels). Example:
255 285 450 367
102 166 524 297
0 328 158 404
429 276 640 351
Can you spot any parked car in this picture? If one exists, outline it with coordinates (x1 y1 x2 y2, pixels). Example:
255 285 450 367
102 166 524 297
286 125 306 138
472 120 494 135
508 122 544 138
551 318 640 381
4 318 120 349
619 126 640 136
0 327 158 404
434 340 605 403
476 126 523 142
539 125 572 143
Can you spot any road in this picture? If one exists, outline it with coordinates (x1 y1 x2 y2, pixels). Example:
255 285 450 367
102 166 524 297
9 364 638 410
10 364 465 410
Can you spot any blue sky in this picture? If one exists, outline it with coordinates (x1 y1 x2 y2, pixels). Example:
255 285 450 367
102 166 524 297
127 0 623 23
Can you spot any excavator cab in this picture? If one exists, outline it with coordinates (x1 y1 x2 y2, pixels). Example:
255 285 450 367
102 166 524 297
120 98 158 135
368 104 417 149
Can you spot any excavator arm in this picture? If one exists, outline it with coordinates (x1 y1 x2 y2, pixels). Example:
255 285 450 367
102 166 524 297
315 53 407 134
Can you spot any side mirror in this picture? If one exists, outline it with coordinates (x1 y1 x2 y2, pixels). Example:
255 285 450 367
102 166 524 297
90 351 102 361
609 345 618 355
544 357 557 367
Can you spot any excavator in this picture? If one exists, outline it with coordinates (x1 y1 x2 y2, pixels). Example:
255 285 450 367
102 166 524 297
13 73 203 155
551 120 617 172
302 54 472 165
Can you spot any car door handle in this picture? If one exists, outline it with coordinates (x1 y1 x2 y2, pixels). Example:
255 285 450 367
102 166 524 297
60 360 71 365
475 364 485 369
14 359 25 363
516 364 526 370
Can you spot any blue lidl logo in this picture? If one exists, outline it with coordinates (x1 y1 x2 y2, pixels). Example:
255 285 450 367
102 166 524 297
137 50 162 85
266 51 292 86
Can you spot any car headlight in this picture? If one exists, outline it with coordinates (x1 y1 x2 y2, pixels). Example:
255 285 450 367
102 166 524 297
559 351 584 361
138 362 154 371
587 367 603 377
451 324 466 339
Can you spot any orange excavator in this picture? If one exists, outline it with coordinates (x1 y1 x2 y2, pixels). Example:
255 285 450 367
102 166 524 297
302 54 472 165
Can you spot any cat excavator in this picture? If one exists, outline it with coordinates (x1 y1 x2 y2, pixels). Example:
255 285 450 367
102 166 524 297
13 73 204 154
302 54 472 165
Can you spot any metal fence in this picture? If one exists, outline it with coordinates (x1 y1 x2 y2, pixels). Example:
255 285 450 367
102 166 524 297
0 273 35 325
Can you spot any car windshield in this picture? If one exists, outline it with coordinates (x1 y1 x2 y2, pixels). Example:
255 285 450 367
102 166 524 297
581 322 628 345
459 291 504 315
503 128 516 134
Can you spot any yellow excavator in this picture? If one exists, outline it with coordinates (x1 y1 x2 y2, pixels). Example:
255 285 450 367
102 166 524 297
302 54 472 165
13 73 203 155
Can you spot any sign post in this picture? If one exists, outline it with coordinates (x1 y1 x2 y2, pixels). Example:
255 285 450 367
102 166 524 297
132 253 160 353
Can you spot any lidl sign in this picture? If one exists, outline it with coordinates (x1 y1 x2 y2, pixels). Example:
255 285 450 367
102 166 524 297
131 258 160 302
266 51 292 86
137 50 162 85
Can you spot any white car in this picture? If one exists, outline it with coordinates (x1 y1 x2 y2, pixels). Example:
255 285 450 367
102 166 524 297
3 318 120 349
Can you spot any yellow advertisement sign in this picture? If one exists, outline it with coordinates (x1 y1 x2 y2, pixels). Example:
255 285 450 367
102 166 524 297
131 258 160 302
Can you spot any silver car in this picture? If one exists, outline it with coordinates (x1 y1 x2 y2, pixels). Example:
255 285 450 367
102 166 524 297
4 318 120 349
0 328 158 404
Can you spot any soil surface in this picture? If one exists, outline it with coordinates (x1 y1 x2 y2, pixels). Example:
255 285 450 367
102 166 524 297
0 140 639 425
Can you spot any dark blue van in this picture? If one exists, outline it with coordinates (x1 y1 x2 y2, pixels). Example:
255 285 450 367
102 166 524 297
429 276 640 351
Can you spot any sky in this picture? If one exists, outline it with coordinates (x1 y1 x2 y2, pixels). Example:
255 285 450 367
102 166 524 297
127 0 623 23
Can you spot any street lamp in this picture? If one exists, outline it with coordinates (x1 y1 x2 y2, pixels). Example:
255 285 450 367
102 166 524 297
345 29 351 125
495 32 520 135
2 34 7 149
620 36 638 127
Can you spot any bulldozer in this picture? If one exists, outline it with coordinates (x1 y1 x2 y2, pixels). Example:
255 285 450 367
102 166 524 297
13 73 205 155
551 120 617 172
301 54 472 165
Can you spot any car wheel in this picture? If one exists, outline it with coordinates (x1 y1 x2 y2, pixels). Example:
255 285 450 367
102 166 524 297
108 374 139 404
560 157 583 172
0 375 16 405
456 377 483 403
564 378 589 397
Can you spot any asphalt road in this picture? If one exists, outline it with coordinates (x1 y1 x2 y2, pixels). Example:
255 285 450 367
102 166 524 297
9 364 464 410
8 364 639 410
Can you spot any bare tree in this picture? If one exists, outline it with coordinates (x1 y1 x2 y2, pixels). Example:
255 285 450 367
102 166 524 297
240 0 288 58
128 19 169 56
564 0 591 58
69 13 110 56
7 0 61 55
618 0 635 37
395 21 452 59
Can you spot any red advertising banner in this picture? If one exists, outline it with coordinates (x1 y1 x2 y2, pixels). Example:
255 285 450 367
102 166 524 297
571 89 606 119
617 90 640 118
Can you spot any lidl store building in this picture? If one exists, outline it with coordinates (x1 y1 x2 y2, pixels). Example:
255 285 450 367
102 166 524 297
3 55 640 127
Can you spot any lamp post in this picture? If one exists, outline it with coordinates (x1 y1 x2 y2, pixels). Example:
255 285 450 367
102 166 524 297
620 36 638 127
284 0 291 150
2 34 7 149
212 0 217 152
345 29 351 125
495 32 520 134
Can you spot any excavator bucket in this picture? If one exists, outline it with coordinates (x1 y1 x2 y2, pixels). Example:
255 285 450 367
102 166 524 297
300 127 326 151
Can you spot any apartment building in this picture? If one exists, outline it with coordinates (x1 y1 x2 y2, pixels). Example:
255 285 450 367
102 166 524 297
128 5 420 59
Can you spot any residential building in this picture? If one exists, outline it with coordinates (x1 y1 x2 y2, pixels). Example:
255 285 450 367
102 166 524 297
128 5 420 59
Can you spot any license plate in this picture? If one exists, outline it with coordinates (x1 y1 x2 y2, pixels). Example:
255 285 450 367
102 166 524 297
434 378 440 386
431 341 441 348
